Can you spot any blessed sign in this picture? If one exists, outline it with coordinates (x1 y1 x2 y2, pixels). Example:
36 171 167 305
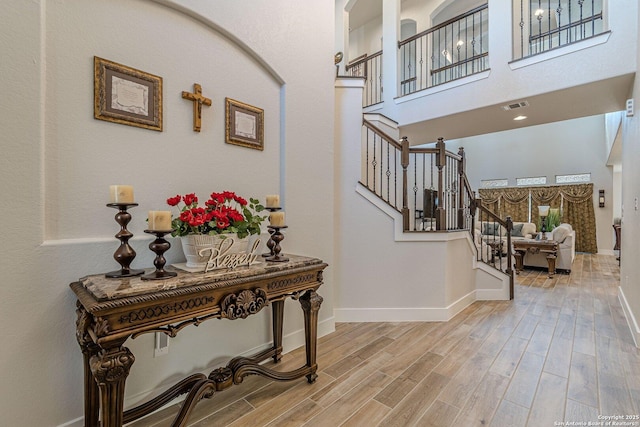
198 238 261 272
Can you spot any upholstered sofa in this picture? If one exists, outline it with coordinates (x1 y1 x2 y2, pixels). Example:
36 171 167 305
474 221 575 272
474 221 537 243
474 221 536 264
521 223 576 272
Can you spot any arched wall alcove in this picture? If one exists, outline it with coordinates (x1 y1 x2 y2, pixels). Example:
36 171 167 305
44 0 284 241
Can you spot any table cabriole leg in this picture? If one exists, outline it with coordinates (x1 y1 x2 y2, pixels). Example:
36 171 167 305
299 290 323 383
271 299 284 363
82 343 101 426
514 250 525 274
90 346 135 427
75 302 100 426
547 253 557 277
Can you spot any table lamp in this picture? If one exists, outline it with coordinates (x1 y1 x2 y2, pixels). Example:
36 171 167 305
538 205 550 240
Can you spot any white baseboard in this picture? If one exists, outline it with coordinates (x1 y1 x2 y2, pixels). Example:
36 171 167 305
619 287 640 348
57 416 83 427
57 316 336 427
598 249 615 256
334 291 476 322
476 288 510 300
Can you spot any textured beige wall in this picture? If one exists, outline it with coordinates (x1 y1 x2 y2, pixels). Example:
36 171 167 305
0 1 335 424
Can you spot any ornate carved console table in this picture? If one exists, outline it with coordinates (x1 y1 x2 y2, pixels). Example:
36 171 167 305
70 255 327 427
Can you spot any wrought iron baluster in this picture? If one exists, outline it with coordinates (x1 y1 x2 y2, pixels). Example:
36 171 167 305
464 15 468 76
479 8 483 56
520 0 525 57
420 153 427 224
402 43 408 95
367 60 372 106
372 60 382 104
372 134 377 192
472 12 476 73
557 0 563 46
449 20 454 81
380 135 384 196
537 0 543 54
366 129 370 188
548 0 552 50
568 0 572 43
419 38 423 91
592 0 595 36
579 0 584 38
413 153 418 231
386 142 390 202
394 149 398 208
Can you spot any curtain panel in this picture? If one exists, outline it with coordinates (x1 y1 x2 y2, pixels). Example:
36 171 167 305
478 183 596 252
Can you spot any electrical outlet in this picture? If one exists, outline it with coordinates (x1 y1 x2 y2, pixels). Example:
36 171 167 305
635 197 639 211
154 332 169 357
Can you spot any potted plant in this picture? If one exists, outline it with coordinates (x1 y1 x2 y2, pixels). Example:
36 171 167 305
166 191 266 268
546 208 561 231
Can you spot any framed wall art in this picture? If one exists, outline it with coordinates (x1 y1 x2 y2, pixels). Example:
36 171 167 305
225 98 264 150
94 56 163 131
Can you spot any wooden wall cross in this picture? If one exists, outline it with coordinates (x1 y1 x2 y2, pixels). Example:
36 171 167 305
182 83 212 132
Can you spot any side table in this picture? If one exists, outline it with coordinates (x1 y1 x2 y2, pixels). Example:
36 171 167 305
513 239 558 277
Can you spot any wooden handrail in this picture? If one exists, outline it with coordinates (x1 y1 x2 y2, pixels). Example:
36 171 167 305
398 4 488 47
409 147 439 155
362 120 403 150
346 50 382 70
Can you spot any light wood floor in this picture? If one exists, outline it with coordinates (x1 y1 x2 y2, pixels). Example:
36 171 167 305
130 254 640 427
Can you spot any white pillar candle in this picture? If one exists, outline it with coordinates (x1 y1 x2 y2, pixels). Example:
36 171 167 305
148 211 172 231
109 185 134 204
269 211 285 227
265 194 280 208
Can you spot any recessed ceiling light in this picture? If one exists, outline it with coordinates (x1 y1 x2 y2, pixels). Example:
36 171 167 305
513 115 527 121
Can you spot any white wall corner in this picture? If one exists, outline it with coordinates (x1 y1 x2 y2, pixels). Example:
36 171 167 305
619 287 640 348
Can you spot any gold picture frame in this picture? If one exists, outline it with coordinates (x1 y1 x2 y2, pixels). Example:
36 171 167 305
225 98 264 150
94 56 163 131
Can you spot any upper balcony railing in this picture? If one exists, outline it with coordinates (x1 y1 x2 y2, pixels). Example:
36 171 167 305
513 0 604 60
398 4 489 97
346 51 383 108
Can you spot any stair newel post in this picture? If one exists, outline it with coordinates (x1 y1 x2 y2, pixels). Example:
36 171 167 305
435 138 446 231
469 194 477 243
457 147 466 230
505 215 514 300
401 137 410 231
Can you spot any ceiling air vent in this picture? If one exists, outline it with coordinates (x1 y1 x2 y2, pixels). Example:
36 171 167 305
501 101 529 111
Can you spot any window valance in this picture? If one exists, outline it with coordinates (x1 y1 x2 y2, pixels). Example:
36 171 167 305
478 183 596 253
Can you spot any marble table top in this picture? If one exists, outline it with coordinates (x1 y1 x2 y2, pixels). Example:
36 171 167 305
77 255 324 302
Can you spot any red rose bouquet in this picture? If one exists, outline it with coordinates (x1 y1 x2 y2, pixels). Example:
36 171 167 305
167 191 266 238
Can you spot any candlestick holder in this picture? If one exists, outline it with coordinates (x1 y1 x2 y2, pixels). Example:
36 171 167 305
105 203 144 278
266 225 288 262
262 206 281 258
141 230 178 281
